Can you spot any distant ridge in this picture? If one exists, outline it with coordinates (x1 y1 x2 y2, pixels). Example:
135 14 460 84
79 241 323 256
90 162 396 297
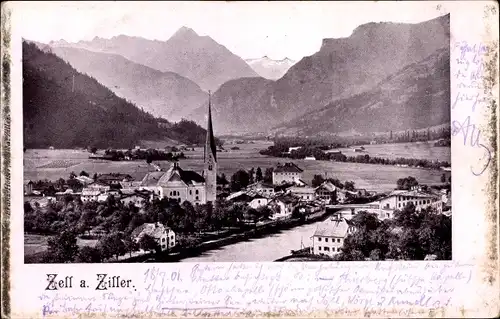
187 14 450 135
49 45 207 121
245 56 297 80
50 27 259 91
23 41 216 148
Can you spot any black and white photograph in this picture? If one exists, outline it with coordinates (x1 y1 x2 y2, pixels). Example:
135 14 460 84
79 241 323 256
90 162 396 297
21 2 452 264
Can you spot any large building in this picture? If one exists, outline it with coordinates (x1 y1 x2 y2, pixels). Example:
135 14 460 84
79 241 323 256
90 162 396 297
312 216 355 257
378 187 443 215
272 162 304 185
141 162 207 204
136 95 217 205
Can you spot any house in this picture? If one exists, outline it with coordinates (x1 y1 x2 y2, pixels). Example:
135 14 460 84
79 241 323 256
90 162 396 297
336 189 359 203
131 223 176 251
96 173 133 186
304 156 316 160
26 196 55 208
86 182 111 192
55 188 80 201
120 193 150 208
119 180 142 190
97 193 112 203
248 194 269 209
141 162 206 205
272 162 304 185
226 191 269 209
326 204 382 220
288 186 316 201
312 216 355 257
81 189 101 202
315 182 337 204
247 181 275 196
76 175 94 185
378 187 443 214
269 194 298 220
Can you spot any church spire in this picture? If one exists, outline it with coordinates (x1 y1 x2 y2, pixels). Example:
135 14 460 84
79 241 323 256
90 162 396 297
204 90 217 203
205 90 217 163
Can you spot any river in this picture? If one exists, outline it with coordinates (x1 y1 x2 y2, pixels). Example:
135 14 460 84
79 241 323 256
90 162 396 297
180 220 322 262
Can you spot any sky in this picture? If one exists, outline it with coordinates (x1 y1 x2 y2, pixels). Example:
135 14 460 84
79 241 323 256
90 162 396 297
12 1 448 61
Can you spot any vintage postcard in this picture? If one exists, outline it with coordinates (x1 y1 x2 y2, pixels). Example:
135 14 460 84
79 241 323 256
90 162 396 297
1 1 499 318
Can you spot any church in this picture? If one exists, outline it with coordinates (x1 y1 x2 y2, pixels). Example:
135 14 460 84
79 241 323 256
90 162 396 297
139 94 217 205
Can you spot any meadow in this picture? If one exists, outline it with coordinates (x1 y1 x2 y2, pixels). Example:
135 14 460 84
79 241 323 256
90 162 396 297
24 140 450 193
327 141 451 161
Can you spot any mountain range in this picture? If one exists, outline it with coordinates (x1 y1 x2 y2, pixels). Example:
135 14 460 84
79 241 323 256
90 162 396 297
245 56 296 80
26 14 451 140
188 14 450 135
50 27 258 92
48 46 206 121
274 47 450 136
23 41 212 148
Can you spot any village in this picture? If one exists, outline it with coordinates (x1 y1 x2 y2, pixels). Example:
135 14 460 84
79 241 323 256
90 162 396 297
24 155 452 263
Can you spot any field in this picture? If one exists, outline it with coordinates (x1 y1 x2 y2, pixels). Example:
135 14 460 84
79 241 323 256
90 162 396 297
24 233 98 257
327 141 450 161
24 141 451 193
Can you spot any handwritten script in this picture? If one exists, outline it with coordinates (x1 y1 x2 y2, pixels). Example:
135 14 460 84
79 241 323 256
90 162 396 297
452 41 493 176
37 261 474 318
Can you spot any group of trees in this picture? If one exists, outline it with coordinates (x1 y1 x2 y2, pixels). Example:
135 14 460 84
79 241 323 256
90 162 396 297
23 41 165 149
228 167 273 192
338 154 450 170
26 188 279 263
261 143 450 170
335 203 451 261
29 171 93 196
96 148 185 162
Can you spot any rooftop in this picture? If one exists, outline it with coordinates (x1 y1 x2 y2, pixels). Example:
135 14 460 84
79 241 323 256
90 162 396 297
158 162 205 186
273 194 299 205
387 189 439 199
288 186 315 194
313 218 353 238
131 223 172 239
316 181 337 192
97 173 133 182
274 162 303 173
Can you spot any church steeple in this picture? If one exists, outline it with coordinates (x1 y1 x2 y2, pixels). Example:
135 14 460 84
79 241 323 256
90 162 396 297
204 91 217 203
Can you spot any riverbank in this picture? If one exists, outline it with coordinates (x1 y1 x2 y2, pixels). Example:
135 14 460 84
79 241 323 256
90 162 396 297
118 209 333 263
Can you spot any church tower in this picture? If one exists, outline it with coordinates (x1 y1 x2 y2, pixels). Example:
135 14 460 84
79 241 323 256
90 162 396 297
204 91 217 203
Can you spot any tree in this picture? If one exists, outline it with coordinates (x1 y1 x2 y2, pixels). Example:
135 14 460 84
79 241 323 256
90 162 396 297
47 230 79 263
80 170 89 177
97 232 126 260
123 236 139 257
231 170 250 191
217 173 229 186
255 167 263 182
90 147 98 154
344 181 356 191
369 248 382 261
264 167 274 184
69 171 77 179
139 234 160 253
396 176 418 190
248 168 255 184
440 173 446 183
93 173 98 181
311 174 325 187
75 246 102 263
